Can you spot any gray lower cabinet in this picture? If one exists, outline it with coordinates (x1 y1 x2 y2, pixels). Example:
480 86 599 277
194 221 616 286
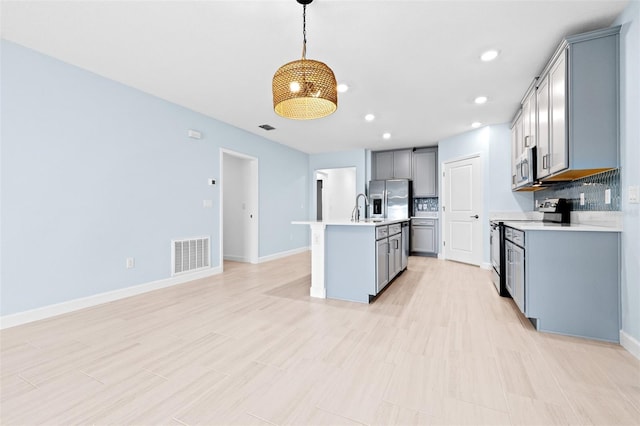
505 239 525 313
376 237 389 293
324 222 408 303
411 218 438 255
389 232 402 280
511 228 620 342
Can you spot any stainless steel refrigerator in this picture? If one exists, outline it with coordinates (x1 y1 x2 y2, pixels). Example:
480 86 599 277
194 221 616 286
368 179 411 220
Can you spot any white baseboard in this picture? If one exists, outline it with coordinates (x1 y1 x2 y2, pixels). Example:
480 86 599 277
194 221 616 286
310 287 326 299
257 246 310 263
223 254 249 263
480 262 492 270
0 266 222 330
620 330 640 360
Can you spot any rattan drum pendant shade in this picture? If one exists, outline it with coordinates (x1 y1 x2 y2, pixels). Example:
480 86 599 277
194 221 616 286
273 0 337 120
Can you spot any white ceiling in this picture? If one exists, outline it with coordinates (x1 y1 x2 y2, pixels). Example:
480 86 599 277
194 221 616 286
1 0 628 154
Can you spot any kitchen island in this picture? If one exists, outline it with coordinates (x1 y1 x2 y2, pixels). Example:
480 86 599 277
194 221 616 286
292 219 409 303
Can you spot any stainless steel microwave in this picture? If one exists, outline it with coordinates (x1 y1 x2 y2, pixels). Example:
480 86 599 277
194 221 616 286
515 147 536 189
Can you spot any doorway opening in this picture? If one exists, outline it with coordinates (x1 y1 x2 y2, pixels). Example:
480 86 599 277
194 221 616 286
220 149 259 267
315 167 356 221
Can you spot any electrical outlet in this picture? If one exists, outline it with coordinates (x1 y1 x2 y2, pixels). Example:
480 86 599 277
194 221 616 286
605 188 611 205
126 257 135 269
580 193 585 206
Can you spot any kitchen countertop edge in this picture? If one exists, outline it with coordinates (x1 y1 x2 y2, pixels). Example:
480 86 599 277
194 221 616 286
292 218 409 227
502 221 622 232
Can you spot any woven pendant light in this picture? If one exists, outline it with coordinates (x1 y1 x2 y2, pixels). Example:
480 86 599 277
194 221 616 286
273 0 337 120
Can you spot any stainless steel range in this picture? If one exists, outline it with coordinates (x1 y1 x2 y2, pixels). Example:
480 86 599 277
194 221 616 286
489 198 570 297
490 220 508 297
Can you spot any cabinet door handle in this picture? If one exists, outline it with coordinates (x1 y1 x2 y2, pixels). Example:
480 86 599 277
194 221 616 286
470 215 479 219
524 135 530 147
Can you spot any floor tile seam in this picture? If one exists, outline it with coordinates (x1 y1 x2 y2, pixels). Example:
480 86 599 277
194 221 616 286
171 416 190 426
379 397 439 419
534 344 588 423
308 403 370 425
16 373 39 390
244 411 279 425
488 327 518 426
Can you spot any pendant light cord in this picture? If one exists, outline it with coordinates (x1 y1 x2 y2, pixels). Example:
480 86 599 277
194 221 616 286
302 4 307 59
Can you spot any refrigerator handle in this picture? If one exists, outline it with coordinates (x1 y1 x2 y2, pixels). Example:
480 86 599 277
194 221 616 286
384 190 388 217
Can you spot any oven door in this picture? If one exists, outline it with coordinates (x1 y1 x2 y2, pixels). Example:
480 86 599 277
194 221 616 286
490 222 501 293
490 223 501 272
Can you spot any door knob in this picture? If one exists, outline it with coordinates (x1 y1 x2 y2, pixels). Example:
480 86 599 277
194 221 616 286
470 215 479 219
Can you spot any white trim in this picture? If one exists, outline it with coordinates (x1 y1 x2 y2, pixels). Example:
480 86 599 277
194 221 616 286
620 330 640 360
223 254 250 263
0 267 222 330
310 286 327 298
257 246 309 264
480 262 492 270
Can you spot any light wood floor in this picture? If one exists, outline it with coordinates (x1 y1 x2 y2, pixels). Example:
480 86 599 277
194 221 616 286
1 254 639 425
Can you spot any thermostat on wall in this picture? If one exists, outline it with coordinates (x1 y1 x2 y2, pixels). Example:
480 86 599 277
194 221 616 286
188 129 202 139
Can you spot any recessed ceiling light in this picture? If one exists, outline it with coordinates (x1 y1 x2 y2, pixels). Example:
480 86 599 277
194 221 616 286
337 83 349 93
474 96 488 104
480 49 499 62
471 122 482 128
365 113 375 122
382 133 391 139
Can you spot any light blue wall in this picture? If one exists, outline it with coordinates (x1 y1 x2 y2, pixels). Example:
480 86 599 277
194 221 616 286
0 41 309 316
308 149 367 220
438 124 533 264
614 2 640 345
487 124 536 212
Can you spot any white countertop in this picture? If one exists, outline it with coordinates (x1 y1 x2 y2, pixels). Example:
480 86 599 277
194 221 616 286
502 220 622 232
292 218 409 227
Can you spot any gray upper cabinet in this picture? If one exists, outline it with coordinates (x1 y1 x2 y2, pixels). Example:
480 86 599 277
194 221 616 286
372 149 412 180
536 26 620 182
412 149 438 197
392 150 412 179
510 111 523 189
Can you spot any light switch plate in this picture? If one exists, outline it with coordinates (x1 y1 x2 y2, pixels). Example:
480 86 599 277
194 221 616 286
203 199 213 208
629 185 640 204
605 188 611 205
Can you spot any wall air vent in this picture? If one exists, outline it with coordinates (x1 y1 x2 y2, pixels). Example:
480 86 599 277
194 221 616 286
259 124 276 131
171 236 210 275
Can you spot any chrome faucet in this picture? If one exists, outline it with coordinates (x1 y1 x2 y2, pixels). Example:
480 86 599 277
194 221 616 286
351 193 370 222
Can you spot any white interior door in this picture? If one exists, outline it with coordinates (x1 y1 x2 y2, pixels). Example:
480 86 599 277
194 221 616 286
443 155 483 266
